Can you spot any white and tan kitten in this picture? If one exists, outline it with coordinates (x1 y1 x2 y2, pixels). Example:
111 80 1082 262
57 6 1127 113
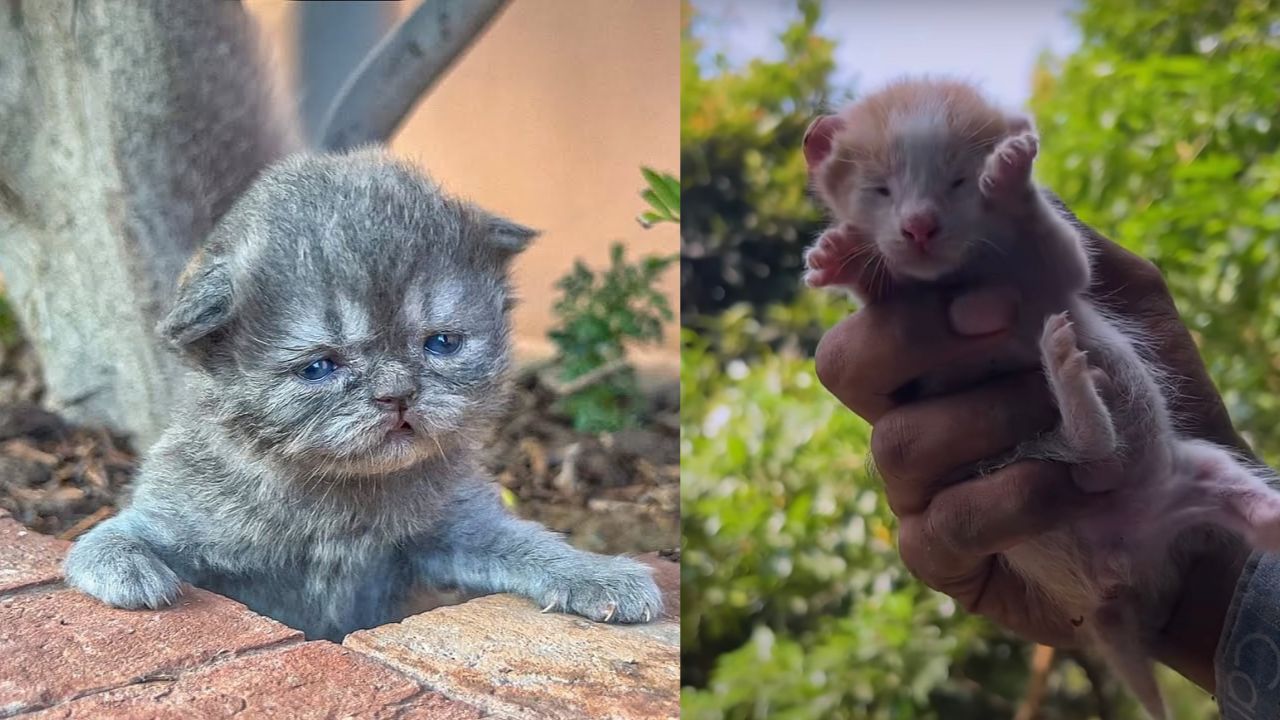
803 76 1280 720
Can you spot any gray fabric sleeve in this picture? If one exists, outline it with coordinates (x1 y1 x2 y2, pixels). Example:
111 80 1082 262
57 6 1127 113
1217 552 1280 719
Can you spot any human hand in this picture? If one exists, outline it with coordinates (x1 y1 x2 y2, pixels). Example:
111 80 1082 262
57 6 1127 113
814 207 1249 690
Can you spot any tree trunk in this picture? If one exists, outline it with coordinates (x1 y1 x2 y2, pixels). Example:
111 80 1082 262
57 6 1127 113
298 2 397 145
0 0 298 448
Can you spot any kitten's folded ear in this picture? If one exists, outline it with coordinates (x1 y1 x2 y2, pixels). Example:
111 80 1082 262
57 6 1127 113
484 214 540 259
158 250 234 359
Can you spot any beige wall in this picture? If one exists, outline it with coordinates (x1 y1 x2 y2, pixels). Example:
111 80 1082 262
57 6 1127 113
246 1 680 372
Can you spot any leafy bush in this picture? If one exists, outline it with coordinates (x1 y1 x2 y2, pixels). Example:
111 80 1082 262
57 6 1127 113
682 320 991 719
546 169 677 432
680 0 838 317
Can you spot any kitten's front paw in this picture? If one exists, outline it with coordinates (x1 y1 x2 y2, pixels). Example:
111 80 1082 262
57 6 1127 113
540 556 664 624
64 534 182 610
803 224 872 290
980 131 1039 200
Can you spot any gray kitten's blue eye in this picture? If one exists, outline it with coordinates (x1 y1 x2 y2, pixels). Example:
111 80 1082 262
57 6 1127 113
424 333 463 356
300 358 338 380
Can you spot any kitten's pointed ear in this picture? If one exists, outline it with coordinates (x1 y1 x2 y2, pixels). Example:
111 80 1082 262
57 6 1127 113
158 250 234 354
485 215 540 258
803 114 845 172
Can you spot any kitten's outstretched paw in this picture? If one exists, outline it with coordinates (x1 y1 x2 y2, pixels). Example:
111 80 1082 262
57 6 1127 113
64 534 182 610
539 556 663 624
803 225 871 290
1041 312 1087 376
1040 311 1118 469
980 131 1039 200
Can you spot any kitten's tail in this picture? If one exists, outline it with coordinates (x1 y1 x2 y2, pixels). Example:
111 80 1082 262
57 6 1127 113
1089 598 1168 720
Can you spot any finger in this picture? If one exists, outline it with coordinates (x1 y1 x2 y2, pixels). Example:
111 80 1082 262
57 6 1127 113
1078 222 1172 315
897 461 1097 590
871 371 1057 516
815 285 1020 422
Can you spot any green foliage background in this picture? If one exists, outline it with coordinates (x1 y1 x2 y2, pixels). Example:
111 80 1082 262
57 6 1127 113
680 0 1278 717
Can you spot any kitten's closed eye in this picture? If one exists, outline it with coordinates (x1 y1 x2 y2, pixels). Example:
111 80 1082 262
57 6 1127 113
424 333 464 356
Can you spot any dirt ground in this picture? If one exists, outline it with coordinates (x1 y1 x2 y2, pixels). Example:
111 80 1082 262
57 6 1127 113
0 336 678 555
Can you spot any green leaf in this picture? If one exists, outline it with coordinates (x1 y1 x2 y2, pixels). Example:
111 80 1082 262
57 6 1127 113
642 166 681 217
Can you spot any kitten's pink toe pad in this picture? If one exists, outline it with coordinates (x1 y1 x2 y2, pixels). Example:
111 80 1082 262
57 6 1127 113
980 132 1039 198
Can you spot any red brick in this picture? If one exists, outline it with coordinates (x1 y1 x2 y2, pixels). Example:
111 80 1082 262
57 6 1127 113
21 642 482 720
0 518 69 595
393 690 486 720
0 587 299 715
346 594 679 720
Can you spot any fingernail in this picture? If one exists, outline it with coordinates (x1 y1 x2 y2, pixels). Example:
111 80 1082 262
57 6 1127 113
949 286 1019 336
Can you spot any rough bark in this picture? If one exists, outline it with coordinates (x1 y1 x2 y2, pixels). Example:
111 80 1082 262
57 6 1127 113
298 2 397 144
317 0 510 151
0 0 299 448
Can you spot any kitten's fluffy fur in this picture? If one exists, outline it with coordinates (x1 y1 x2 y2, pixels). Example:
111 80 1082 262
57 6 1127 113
65 150 662 641
803 77 1280 720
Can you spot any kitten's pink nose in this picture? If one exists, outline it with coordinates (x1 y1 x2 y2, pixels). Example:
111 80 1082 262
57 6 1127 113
901 212 939 250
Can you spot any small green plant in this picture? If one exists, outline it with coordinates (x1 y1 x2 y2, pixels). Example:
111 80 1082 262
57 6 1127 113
546 168 677 433
548 242 675 432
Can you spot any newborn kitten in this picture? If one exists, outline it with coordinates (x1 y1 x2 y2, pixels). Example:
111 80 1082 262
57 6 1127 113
64 149 662 642
802 76 1280 719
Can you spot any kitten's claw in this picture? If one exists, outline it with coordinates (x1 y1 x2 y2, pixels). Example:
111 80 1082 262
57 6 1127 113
1039 311 1119 470
538 556 663 624
541 600 558 613
980 131 1039 200
1042 311 1087 374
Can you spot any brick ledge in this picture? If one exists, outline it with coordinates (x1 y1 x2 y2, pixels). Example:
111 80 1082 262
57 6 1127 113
0 512 678 719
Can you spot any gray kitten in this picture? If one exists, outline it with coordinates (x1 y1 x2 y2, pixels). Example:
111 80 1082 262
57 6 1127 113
63 149 663 641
